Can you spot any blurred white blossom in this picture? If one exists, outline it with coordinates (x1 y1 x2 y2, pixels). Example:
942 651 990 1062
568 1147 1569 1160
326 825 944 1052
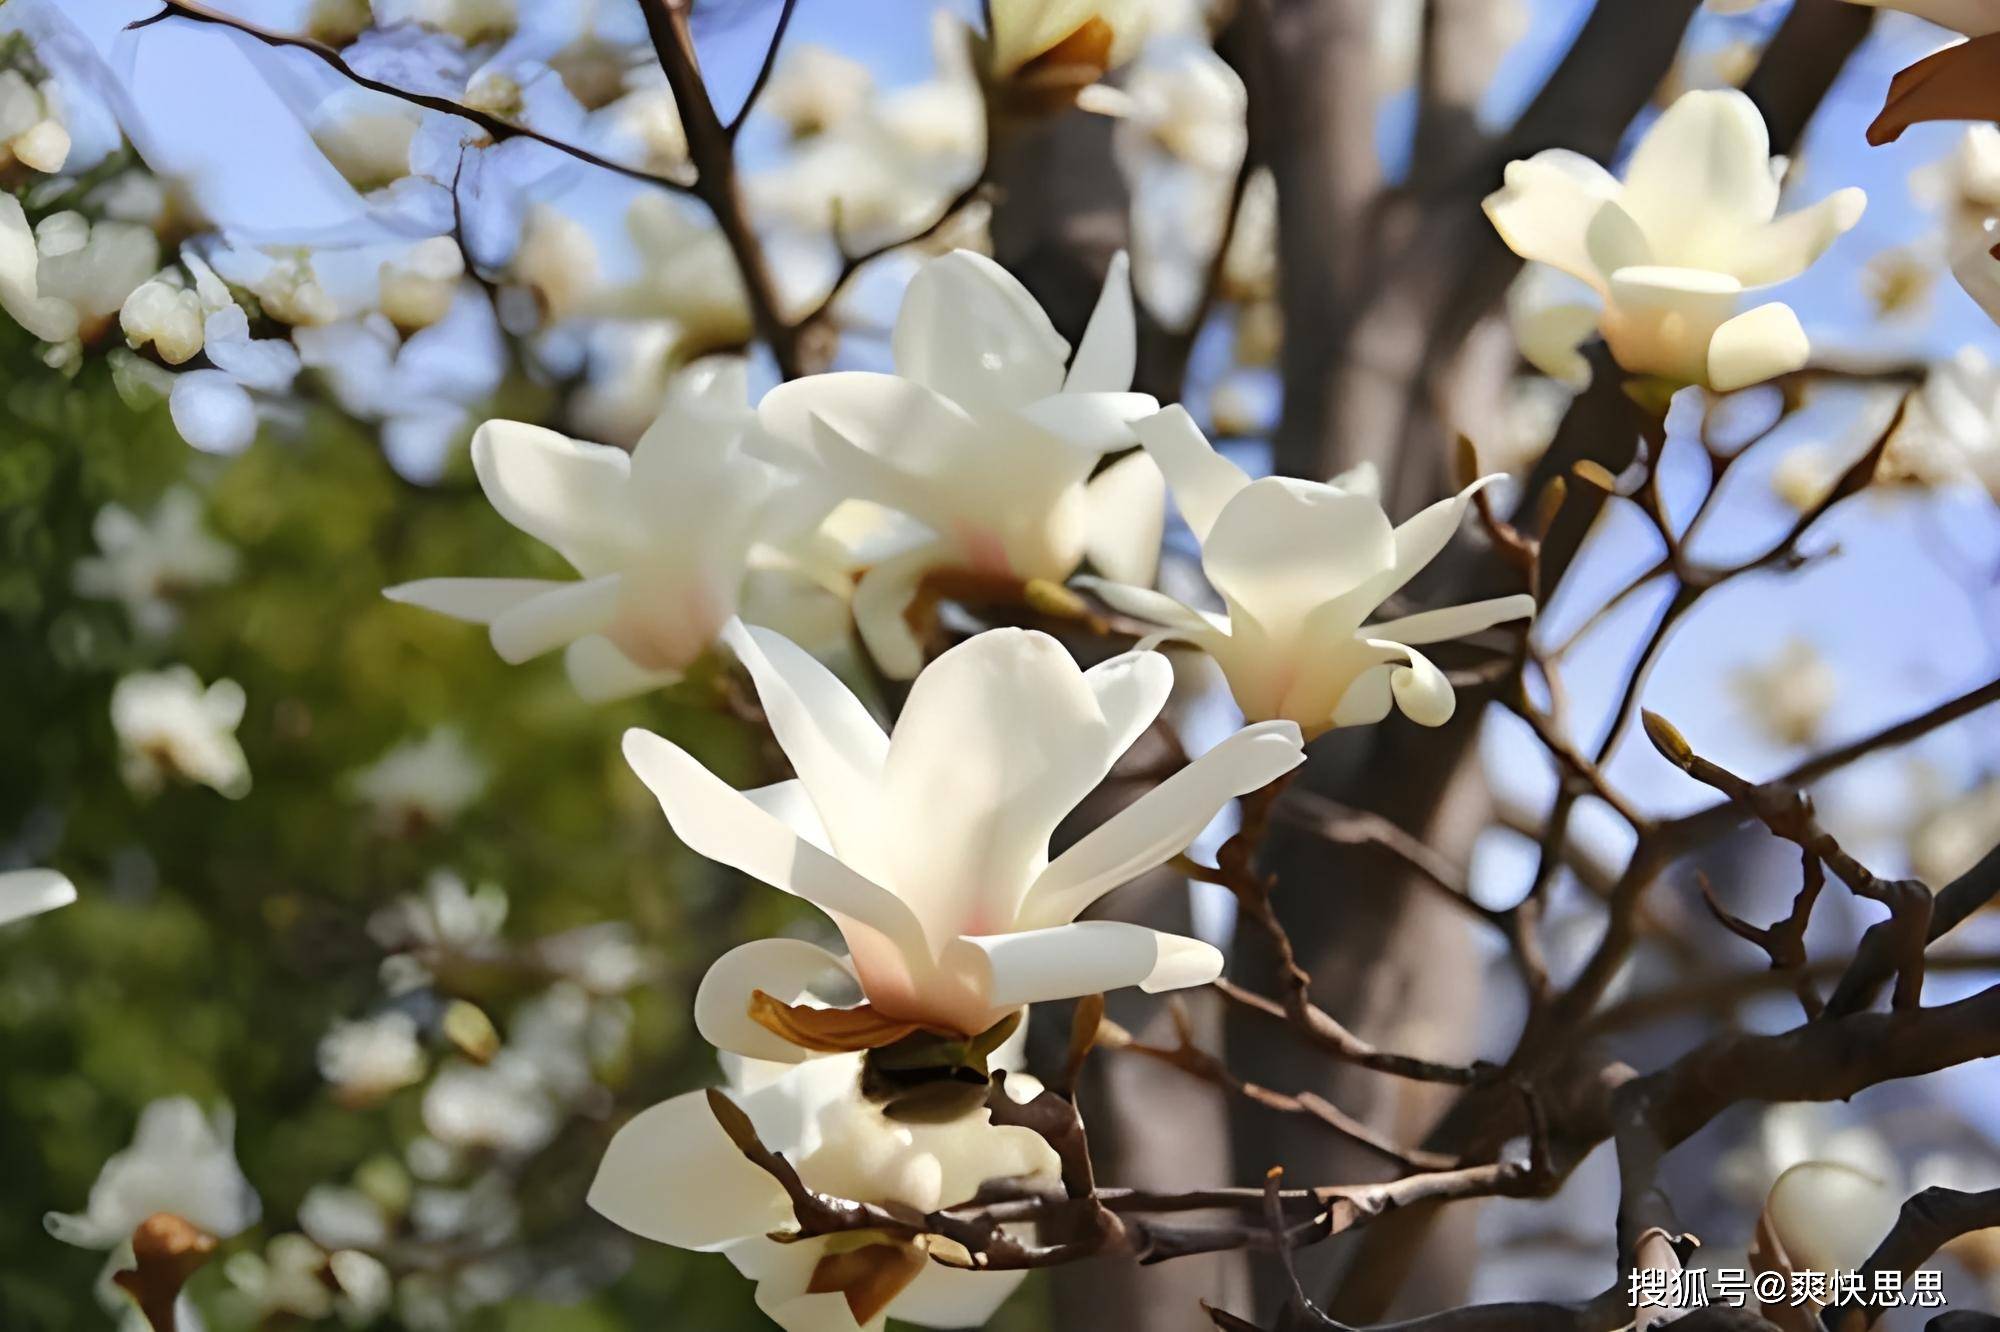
110 665 251 799
72 487 238 637
46 1098 260 1249
349 728 488 834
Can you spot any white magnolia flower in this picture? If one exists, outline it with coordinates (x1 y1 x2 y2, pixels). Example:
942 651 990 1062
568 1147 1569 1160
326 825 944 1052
0 198 157 349
1080 407 1535 736
756 249 1165 678
111 665 251 799
0 67 69 172
47 1098 260 1248
625 620 1303 1052
1716 1102 1900 1209
319 1012 429 1106
379 236 466 331
224 1233 391 1326
120 271 206 366
151 254 304 455
369 870 508 959
387 357 824 701
985 0 1146 88
312 93 425 192
758 44 876 139
1921 126 2000 325
0 866 74 927
349 727 488 833
590 1051 1058 1332
1838 0 2000 32
1728 636 1837 748
1910 776 2000 887
72 487 238 637
1760 1161 1898 1276
1485 89 1865 390
1880 348 2000 501
370 0 517 46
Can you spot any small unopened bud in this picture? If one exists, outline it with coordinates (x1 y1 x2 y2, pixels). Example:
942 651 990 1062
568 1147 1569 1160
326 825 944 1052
1641 710 1693 768
441 1000 500 1064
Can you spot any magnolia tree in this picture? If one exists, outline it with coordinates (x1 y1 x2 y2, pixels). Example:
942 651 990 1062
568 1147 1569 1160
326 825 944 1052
5 0 2000 1330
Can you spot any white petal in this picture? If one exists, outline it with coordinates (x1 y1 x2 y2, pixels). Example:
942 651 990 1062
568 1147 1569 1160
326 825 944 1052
1024 720 1305 927
1083 450 1166 585
0 193 77 342
470 420 635 576
1507 264 1601 389
0 868 75 927
201 307 300 394
1133 404 1251 540
756 372 985 512
722 620 889 845
943 921 1224 1009
1481 148 1623 287
1367 640 1456 726
622 728 927 959
1014 390 1159 455
588 1090 789 1251
384 578 561 624
1329 664 1397 728
888 1261 1030 1329
1619 90 1779 262
169 370 258 455
1082 649 1174 762
1200 477 1396 631
851 542 950 681
695 938 858 1064
1707 301 1810 392
892 250 1069 412
1763 1161 1899 1274
1364 593 1536 646
563 635 682 702
487 575 621 664
879 629 1122 938
1729 187 1866 287
1064 250 1135 393
1072 576 1227 644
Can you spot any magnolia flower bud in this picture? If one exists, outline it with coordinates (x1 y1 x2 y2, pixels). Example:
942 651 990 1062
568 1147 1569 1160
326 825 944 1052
1762 1161 1899 1275
122 275 207 365
379 237 464 330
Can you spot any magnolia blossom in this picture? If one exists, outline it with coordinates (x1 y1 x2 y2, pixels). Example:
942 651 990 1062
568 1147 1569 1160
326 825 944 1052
318 1011 429 1107
625 621 1303 1050
758 44 877 139
387 357 825 701
1911 777 2000 887
756 249 1165 678
1759 1161 1898 1278
349 728 488 833
1880 348 2000 501
47 1098 261 1249
0 866 74 927
1728 637 1837 748
1485 89 1865 390
0 66 69 172
1080 407 1535 736
0 196 157 350
72 486 238 637
111 665 252 799
1918 126 2000 324
224 1233 392 1327
590 1051 1058 1332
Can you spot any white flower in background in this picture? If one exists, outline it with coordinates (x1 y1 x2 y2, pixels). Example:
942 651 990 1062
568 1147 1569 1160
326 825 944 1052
119 270 206 366
1912 125 2000 325
47 1098 260 1249
590 1051 1058 1332
510 204 599 322
421 984 628 1158
1485 89 1865 390
319 1012 429 1107
72 487 238 637
144 252 303 456
0 66 69 172
1728 636 1837 748
1880 348 2000 501
0 866 74 927
1715 1102 1899 1208
111 665 251 799
370 0 518 45
1759 1161 1898 1278
1080 407 1535 736
625 620 1303 1054
0 197 157 350
757 249 1165 678
1111 36 1249 330
758 44 876 139
1910 777 2000 887
225 1233 392 1326
370 870 509 960
984 0 1148 95
379 236 466 331
312 92 425 192
387 357 828 701
349 727 488 833
593 76 689 175
1837 0 2000 32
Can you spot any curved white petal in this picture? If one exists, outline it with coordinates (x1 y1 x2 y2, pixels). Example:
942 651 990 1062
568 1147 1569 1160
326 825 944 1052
0 868 75 927
1329 664 1396 728
1083 450 1166 585
892 250 1069 412
1364 592 1536 646
1602 264 1742 383
1014 390 1159 456
695 938 859 1064
1368 640 1456 726
745 779 835 852
1707 301 1810 392
563 635 682 702
879 629 1120 938
170 369 258 455
622 728 927 959
1064 250 1136 394
852 542 950 681
1072 575 1229 644
1133 404 1252 540
470 420 634 576
756 372 986 511
1507 264 1601 390
0 194 78 342
1082 649 1175 762
1200 477 1395 631
1024 720 1305 927
1729 187 1866 287
587 1090 789 1251
722 620 889 849
1619 90 1780 263
889 1259 1031 1329
944 921 1224 1009
1481 148 1623 287
385 577 562 625
487 575 622 664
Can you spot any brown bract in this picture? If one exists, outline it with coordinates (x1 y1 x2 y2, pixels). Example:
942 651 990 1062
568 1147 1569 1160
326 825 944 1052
747 988 936 1053
1868 34 2000 149
112 1213 217 1332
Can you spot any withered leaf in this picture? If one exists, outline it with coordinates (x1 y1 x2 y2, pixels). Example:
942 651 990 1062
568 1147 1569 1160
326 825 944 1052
747 989 926 1054
807 1240 928 1326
